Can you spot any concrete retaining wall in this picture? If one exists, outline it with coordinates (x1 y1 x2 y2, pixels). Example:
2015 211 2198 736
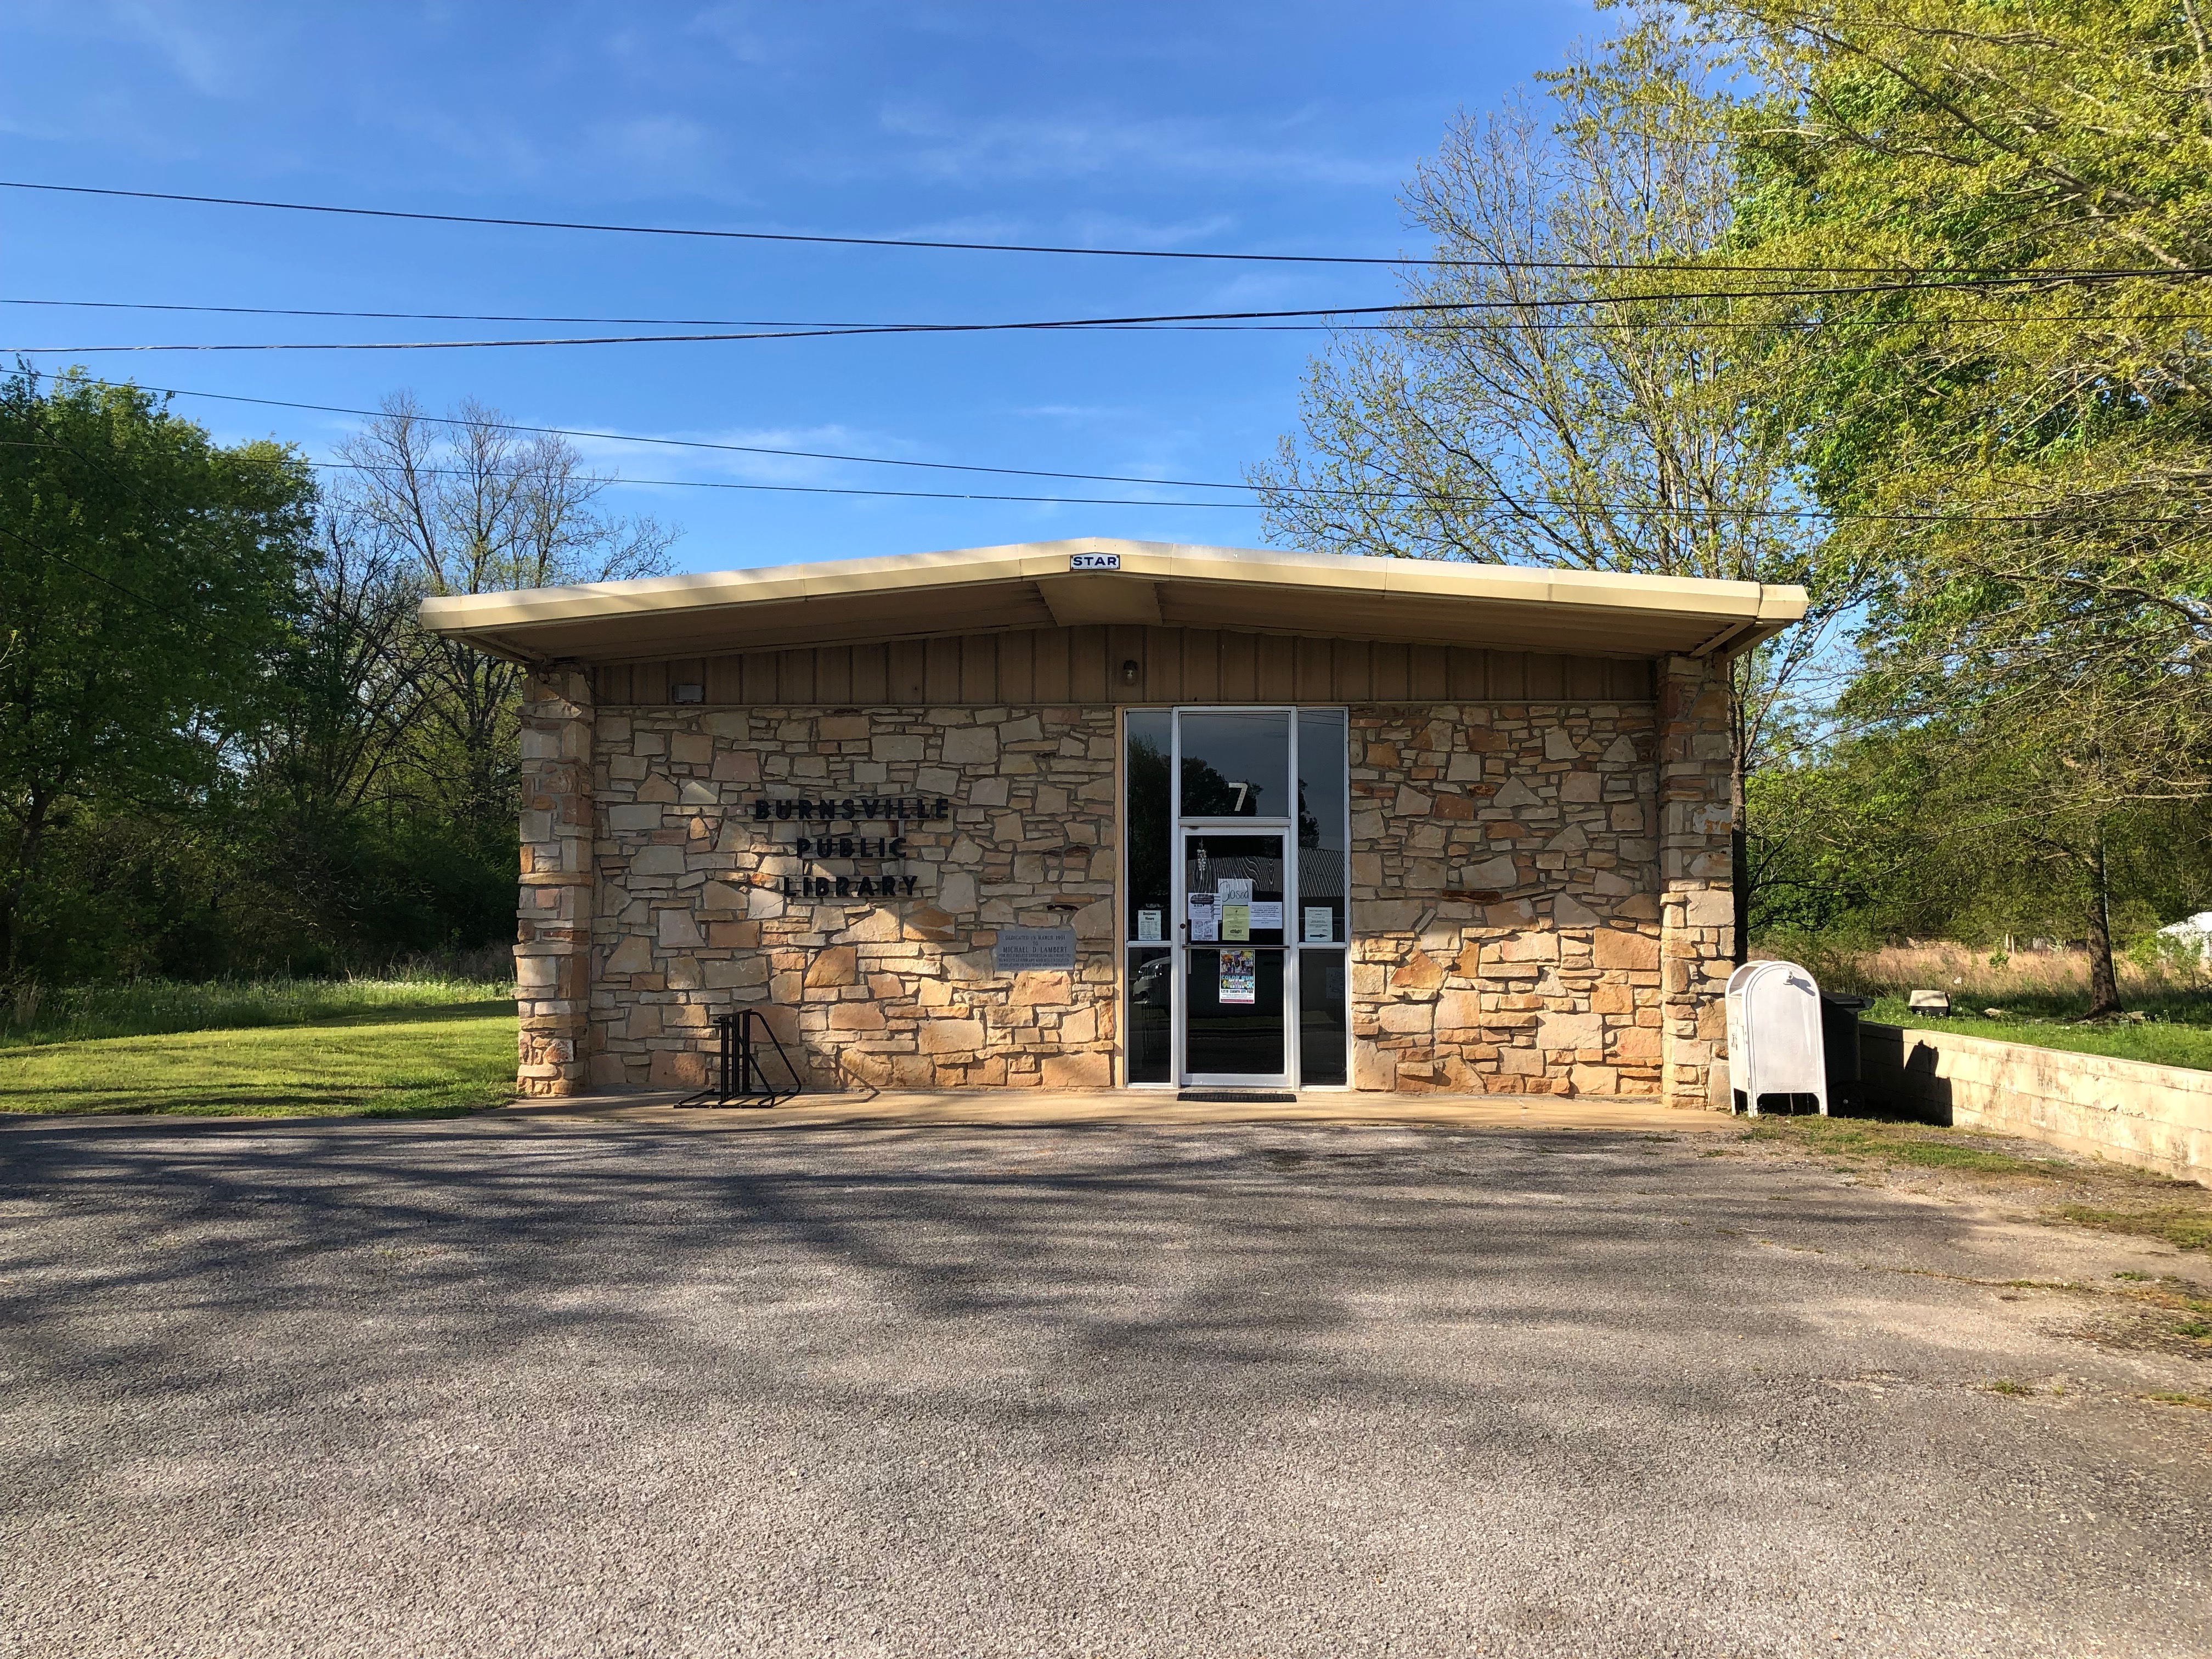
1860 1022 2212 1187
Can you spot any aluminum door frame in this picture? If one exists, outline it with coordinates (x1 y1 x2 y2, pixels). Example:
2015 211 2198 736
1169 703 1305 1088
1173 822 1294 1087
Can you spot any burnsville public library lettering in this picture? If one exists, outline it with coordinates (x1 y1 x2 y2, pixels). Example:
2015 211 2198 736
419 538 1804 1108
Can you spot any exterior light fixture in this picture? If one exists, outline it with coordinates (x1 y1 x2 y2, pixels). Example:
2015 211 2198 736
672 682 705 704
1120 659 1140 685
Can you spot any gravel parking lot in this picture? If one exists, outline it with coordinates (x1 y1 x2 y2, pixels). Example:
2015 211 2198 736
2 1111 2208 1658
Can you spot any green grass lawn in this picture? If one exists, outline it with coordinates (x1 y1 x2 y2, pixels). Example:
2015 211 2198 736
1866 996 2212 1071
0 1000 519 1118
2 974 512 1049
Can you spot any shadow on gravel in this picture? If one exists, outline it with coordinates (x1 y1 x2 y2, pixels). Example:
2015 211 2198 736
0 1116 1923 1497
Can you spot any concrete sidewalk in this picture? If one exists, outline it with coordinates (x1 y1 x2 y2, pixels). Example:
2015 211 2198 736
489 1087 1745 1135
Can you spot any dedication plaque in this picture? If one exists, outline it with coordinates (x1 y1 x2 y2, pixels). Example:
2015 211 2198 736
994 927 1078 972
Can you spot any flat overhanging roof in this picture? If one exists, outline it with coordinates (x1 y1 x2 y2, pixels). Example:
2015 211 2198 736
417 537 1807 666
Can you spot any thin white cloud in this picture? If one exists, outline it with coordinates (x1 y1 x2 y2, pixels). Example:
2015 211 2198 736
869 103 1403 190
105 2 242 97
1014 405 1130 422
875 208 1249 254
586 115 716 171
371 104 548 181
561 423 924 488
684 3 778 64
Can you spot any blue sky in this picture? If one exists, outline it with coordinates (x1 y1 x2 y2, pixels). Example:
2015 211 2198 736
1 1 1594 574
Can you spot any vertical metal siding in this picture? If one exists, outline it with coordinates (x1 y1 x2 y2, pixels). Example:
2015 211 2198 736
592 625 1656 705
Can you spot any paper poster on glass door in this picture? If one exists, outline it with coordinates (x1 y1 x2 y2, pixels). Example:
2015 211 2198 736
1218 877 1252 942
1218 949 1256 1005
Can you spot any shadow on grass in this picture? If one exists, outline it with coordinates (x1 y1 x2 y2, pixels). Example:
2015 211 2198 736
296 999 517 1029
1 999 517 1051
0 1092 504 1121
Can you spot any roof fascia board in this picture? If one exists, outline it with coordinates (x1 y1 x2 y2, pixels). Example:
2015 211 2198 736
415 536 1810 663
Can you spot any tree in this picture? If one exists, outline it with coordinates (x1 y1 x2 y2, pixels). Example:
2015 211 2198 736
0 368 313 979
226 496 442 957
257 499 433 838
333 394 676 839
1751 684 2212 1011
1688 0 2212 999
1250 9 1871 958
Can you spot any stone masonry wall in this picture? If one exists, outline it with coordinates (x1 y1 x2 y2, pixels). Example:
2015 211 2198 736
1346 701 1671 1097
515 667 594 1097
586 705 1119 1091
1656 655 1737 1109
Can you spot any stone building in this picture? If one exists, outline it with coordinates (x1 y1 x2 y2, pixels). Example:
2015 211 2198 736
420 538 1803 1108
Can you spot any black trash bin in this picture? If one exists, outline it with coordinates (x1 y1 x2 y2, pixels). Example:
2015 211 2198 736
1820 992 1872 1113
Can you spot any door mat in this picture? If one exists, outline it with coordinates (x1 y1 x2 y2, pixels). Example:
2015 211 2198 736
1176 1090 1299 1104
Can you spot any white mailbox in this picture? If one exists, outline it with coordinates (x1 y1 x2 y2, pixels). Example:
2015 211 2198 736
1724 960 1829 1116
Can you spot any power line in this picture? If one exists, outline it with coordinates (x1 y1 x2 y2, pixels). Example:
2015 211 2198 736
3 296 1335 330
60 377 2208 523
21 267 2212 354
14 395 2203 527
1 297 1477 352
11 180 2212 287
12 294 2212 334
314 458 1244 510
305 455 2212 528
70 381 1259 488
0 178 1962 273
0 179 1454 268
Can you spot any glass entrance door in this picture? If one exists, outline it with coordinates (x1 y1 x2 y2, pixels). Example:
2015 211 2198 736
1122 704 1350 1091
1178 828 1290 1085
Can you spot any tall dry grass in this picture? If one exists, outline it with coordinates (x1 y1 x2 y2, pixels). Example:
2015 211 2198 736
1756 936 2212 1022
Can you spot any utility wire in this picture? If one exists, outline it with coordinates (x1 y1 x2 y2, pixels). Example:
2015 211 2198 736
91 381 1282 488
4 296 1341 329
11 295 2212 333
297 455 2212 527
0 178 2051 274
312 458 1244 510
16 181 2212 287
1 298 1480 352
57 377 2212 522
11 419 2202 528
20 267 2212 353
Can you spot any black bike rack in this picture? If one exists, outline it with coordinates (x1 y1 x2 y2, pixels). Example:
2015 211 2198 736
678 1009 803 1109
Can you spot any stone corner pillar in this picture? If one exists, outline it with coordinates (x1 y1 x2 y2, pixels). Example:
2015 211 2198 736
1656 654 1734 1111
516 664 595 1097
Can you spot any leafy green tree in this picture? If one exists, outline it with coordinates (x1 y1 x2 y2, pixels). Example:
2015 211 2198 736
0 368 312 979
1703 0 2212 810
1751 682 2212 1011
1252 8 1874 957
